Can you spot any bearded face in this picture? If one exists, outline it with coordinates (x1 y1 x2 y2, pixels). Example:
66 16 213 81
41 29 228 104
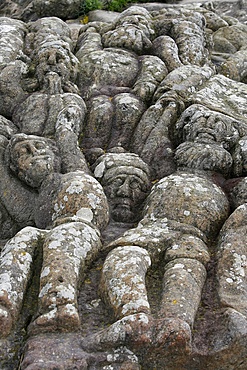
36 43 78 86
10 137 57 188
175 142 233 176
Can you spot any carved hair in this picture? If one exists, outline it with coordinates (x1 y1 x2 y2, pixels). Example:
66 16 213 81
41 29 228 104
93 148 151 191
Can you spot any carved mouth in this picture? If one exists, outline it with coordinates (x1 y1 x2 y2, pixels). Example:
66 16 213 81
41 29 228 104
196 131 216 142
112 199 132 208
29 155 51 163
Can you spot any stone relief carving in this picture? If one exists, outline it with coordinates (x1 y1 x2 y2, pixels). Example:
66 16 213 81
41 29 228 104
82 171 229 353
0 133 109 337
0 2 246 369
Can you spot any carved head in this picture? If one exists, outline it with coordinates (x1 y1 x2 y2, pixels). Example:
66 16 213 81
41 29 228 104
8 134 61 188
29 17 78 85
94 149 151 222
102 6 154 53
175 105 243 150
116 6 154 36
36 41 79 85
174 105 247 176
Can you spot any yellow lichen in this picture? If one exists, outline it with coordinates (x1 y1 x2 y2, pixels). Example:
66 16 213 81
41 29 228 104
81 16 89 25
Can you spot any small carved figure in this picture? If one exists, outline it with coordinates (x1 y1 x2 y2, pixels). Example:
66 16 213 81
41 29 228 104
93 149 151 223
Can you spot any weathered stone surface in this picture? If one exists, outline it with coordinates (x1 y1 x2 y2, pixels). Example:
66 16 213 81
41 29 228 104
32 0 81 20
0 1 247 370
216 203 247 316
21 333 140 369
93 150 151 222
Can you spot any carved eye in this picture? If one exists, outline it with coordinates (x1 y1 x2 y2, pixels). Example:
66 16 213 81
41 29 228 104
18 146 28 156
56 53 64 63
111 178 124 187
34 141 45 150
129 179 141 190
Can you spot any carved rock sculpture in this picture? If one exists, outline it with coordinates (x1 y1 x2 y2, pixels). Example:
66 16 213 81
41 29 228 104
0 1 246 369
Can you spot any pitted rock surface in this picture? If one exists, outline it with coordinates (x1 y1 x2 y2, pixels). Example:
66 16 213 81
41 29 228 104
0 1 246 370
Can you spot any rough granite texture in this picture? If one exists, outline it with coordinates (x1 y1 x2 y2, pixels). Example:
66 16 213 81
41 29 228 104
0 1 246 369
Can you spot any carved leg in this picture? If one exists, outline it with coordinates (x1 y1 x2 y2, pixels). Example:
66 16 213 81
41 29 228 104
29 222 101 334
0 227 46 337
100 245 151 319
160 257 207 329
216 204 247 317
82 245 192 354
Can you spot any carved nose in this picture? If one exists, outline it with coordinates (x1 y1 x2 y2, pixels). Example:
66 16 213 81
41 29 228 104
27 143 38 155
47 51 57 65
117 179 130 197
27 143 41 156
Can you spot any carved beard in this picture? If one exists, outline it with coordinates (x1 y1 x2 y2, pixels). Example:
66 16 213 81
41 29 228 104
109 198 140 223
175 142 233 176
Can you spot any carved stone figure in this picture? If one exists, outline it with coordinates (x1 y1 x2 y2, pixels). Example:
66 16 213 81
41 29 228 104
0 134 109 337
10 17 89 177
76 7 168 167
172 103 247 177
75 5 212 179
81 171 229 356
0 2 247 369
93 149 151 223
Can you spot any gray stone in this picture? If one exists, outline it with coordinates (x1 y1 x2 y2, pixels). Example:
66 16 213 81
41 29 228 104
88 9 119 23
0 2 247 369
33 0 81 20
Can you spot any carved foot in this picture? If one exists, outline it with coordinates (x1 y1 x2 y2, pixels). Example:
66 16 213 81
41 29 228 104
80 313 192 355
28 304 80 335
212 308 247 352
0 305 13 337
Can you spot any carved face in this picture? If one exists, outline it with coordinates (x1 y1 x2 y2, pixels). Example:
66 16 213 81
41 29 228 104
102 8 154 53
36 44 78 84
118 7 154 37
10 138 56 188
102 167 149 222
176 106 241 150
175 141 233 176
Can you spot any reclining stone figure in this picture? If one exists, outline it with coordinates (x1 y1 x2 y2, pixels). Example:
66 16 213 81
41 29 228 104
78 153 229 356
76 5 212 178
76 7 174 161
0 133 109 337
10 17 89 176
82 168 229 355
